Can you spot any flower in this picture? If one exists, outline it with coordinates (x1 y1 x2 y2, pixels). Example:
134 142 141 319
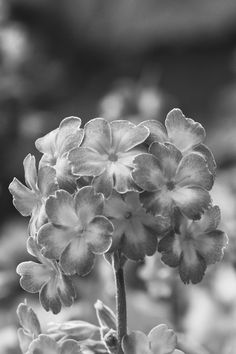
141 108 216 175
68 118 149 198
38 186 113 276
132 142 213 220
158 206 228 284
17 237 75 314
35 117 83 190
9 154 58 235
28 335 81 354
122 324 184 354
104 191 168 260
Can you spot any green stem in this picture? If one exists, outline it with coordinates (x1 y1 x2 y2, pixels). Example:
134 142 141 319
114 265 127 354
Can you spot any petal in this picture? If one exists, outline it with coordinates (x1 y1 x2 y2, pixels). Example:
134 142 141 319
179 248 206 284
158 232 181 267
29 203 47 236
54 156 77 192
190 206 221 234
40 281 62 314
165 109 205 152
38 166 58 197
148 324 177 354
171 186 211 220
122 331 150 354
173 351 185 354
140 189 173 216
140 120 167 145
23 154 37 190
195 229 228 265
18 328 33 354
92 169 114 199
107 219 127 253
57 270 76 307
82 118 112 153
118 148 147 168
104 192 129 219
60 238 95 276
69 147 107 176
193 143 216 176
84 216 113 254
61 340 81 354
149 142 182 180
132 154 165 191
75 186 104 226
9 178 38 216
35 129 58 156
45 190 78 226
17 302 41 336
38 223 76 259
111 162 138 194
56 116 83 156
28 334 59 354
17 261 50 293
110 120 149 152
175 153 213 190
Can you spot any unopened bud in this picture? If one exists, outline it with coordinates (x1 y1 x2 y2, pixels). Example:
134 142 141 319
94 300 116 330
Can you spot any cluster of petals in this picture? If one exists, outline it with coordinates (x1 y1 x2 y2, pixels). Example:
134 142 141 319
122 324 184 354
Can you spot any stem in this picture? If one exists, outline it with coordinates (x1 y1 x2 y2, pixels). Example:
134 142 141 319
114 265 127 354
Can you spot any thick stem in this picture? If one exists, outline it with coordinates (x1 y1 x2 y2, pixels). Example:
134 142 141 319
114 266 127 354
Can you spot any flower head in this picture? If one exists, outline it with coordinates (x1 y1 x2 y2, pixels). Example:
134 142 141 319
9 154 58 235
17 237 75 314
69 118 149 198
38 186 113 276
141 108 216 175
158 206 228 284
122 324 184 354
132 142 213 220
35 117 83 190
104 191 168 260
28 335 81 354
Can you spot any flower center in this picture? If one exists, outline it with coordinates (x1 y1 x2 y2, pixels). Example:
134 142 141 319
166 180 175 191
124 211 132 219
108 153 118 162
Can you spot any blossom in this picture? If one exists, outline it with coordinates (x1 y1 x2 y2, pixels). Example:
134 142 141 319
158 207 228 284
17 237 75 314
28 335 81 354
9 154 58 235
122 324 184 354
68 118 149 198
104 191 168 260
132 142 213 220
35 117 83 190
38 186 113 276
141 108 216 175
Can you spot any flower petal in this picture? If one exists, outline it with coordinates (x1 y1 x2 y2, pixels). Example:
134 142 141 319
23 154 37 191
118 148 146 168
9 178 38 216
40 280 62 314
132 154 165 191
82 118 112 153
148 324 177 354
140 120 167 145
17 261 50 293
18 328 33 354
60 238 95 276
140 189 173 216
110 120 149 152
56 270 76 307
56 116 83 156
69 147 107 176
35 129 58 156
111 162 138 194
45 190 78 226
175 153 213 190
190 206 221 234
171 186 211 220
165 109 205 151
158 232 181 267
75 186 104 226
104 192 129 219
85 216 113 254
61 340 81 354
38 223 75 259
38 166 58 197
28 334 59 354
179 248 206 284
17 302 41 337
193 143 216 176
122 331 150 354
92 169 114 199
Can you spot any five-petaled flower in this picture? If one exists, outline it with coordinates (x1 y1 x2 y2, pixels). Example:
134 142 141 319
132 142 213 220
158 206 228 284
17 237 75 314
68 118 149 198
141 108 216 175
35 117 83 191
122 324 184 354
9 154 58 235
38 186 113 276
104 191 168 260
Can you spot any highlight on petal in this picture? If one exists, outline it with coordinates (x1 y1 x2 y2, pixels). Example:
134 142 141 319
9 178 37 216
140 120 167 145
75 186 104 225
122 331 150 354
175 153 213 191
69 147 107 176
132 154 164 191
82 118 112 154
84 216 113 254
148 324 177 354
23 154 37 191
165 108 206 152
110 120 149 152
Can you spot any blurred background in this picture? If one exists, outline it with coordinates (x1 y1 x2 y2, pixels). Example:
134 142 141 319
1 0 236 353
